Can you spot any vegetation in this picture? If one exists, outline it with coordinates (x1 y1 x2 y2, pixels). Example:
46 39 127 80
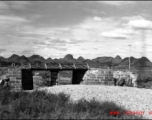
136 72 152 88
0 87 143 119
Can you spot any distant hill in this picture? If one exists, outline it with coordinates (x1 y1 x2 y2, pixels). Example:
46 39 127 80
92 56 113 67
118 56 138 67
0 56 7 62
7 54 20 62
45 57 53 63
52 58 69 64
134 57 152 67
62 54 79 63
112 55 122 66
28 54 45 62
77 56 85 62
0 54 152 69
92 56 113 63
63 54 75 62
17 55 29 63
82 59 92 64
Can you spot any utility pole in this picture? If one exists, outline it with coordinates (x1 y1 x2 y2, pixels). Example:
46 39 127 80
128 44 131 71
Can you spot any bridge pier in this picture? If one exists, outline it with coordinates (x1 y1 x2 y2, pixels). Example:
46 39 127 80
22 69 33 90
72 70 87 84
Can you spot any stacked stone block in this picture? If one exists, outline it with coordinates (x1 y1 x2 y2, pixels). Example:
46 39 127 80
8 68 22 90
83 69 114 85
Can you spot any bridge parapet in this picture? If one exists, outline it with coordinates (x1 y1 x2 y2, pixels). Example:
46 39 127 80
60 63 75 69
19 62 90 70
75 64 89 69
30 62 46 69
46 63 61 69
1 61 90 70
21 62 31 69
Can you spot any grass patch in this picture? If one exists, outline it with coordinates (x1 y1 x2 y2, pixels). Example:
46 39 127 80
0 86 143 119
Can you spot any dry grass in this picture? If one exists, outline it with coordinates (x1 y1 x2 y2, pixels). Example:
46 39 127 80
39 85 152 119
0 86 143 119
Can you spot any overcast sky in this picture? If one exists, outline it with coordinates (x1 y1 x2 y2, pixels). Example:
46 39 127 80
0 1 152 60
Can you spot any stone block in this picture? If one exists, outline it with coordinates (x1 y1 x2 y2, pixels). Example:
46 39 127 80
88 77 96 79
9 83 14 86
9 75 14 77
16 80 21 84
17 83 22 85
9 77 16 81
11 71 19 74
8 74 13 76
17 71 21 74
104 81 108 85
14 87 22 90
15 85 22 88
16 74 22 78
100 81 105 83
11 83 16 86
9 74 16 77
8 71 14 75
100 78 105 81
15 84 22 88
12 83 21 86
16 77 21 80
10 85 16 89
9 80 16 84
97 77 103 79
86 79 94 82
15 73 21 75
94 79 99 82
108 81 114 85
86 81 103 85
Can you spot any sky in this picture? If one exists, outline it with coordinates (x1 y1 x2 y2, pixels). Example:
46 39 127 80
0 1 152 60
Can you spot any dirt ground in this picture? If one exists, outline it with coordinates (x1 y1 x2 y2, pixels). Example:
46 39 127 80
39 85 152 119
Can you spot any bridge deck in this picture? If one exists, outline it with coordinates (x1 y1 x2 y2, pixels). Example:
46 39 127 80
0 62 90 70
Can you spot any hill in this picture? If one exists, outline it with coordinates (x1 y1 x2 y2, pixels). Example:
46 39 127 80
0 54 152 69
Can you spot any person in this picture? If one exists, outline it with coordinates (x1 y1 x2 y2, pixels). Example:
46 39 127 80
114 78 117 86
1 74 10 89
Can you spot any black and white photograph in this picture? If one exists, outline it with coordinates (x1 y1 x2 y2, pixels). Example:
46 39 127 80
0 1 152 119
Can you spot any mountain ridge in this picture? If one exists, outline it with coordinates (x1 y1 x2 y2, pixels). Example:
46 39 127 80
0 54 152 68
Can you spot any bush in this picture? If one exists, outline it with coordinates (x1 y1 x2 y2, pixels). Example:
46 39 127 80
137 74 152 83
0 88 143 119
0 87 12 105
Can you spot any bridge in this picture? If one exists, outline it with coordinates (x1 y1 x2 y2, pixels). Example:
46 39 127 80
21 62 90 70
1 61 89 69
1 62 90 90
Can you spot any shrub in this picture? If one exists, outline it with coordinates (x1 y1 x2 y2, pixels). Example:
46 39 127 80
0 104 9 119
0 88 143 119
0 87 12 105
